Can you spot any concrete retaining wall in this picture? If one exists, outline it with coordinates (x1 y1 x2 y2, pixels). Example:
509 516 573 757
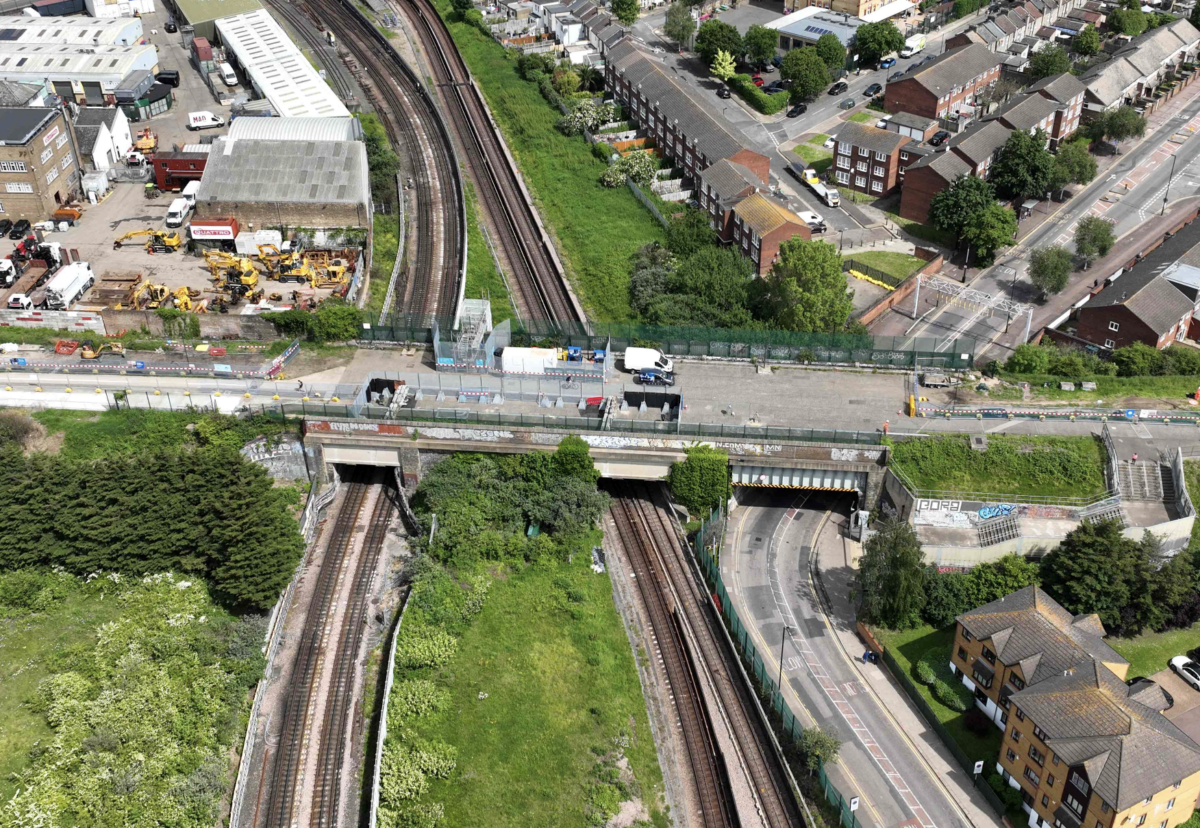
101 309 278 340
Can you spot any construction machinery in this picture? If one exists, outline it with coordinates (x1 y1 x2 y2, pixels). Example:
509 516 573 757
113 229 183 253
116 280 170 310
134 128 158 155
256 244 305 281
80 340 126 360
144 183 160 200
171 286 200 311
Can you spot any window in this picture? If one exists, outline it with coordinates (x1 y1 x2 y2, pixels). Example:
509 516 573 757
1109 321 1120 332
958 647 968 660
1065 794 1085 818
962 628 973 642
1007 749 1017 762
838 142 850 153
1137 817 1147 827
1144 799 1152 806
1015 708 1025 722
0 202 5 214
983 646 996 665
836 171 850 184
1104 339 1116 349
0 161 27 173
871 180 883 193
873 165 885 177
1102 802 1111 814
874 151 886 161
1010 674 1025 690
856 161 868 172
45 166 57 186
5 182 32 194
1052 755 1059 766
1043 796 1050 807
1024 766 1041 787
838 156 851 169
999 694 1011 710
39 147 52 165
1160 822 1168 828
901 152 910 160
1033 724 1048 742
60 156 70 172
1011 727 1022 742
1070 772 1090 797
1029 746 1045 767
855 175 867 188
1048 775 1055 787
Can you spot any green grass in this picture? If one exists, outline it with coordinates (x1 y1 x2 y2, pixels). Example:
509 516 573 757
874 624 1003 766
848 111 875 123
1108 623 1200 679
412 557 668 827
0 590 128 800
793 143 833 174
989 373 1200 405
367 211 402 320
845 251 924 280
808 133 830 145
432 0 665 321
889 434 1107 499
881 203 956 248
463 178 514 326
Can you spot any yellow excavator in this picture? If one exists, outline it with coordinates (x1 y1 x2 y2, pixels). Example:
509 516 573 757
172 286 200 311
80 340 126 360
134 128 157 155
257 244 305 281
113 229 183 254
129 281 170 309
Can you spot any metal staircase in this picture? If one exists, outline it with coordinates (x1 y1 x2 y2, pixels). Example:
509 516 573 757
1116 461 1165 502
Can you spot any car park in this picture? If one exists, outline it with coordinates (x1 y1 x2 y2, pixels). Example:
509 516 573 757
1171 656 1200 692
718 87 731 99
930 130 951 146
787 103 807 118
9 219 30 240
635 369 675 387
156 70 180 88
765 81 786 93
828 80 849 95
839 98 856 110
865 83 883 96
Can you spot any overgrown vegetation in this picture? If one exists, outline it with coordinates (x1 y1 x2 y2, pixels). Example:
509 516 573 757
668 445 731 517
263 298 363 343
368 212 402 320
463 179 514 325
359 112 401 213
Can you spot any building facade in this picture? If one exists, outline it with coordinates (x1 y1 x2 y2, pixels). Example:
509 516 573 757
884 44 1003 120
0 107 80 221
729 192 811 276
832 120 912 197
1076 271 1196 350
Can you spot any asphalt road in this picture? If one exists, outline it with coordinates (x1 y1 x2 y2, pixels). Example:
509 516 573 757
724 491 977 828
902 87 1200 359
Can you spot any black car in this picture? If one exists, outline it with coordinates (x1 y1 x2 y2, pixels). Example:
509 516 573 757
923 53 937 63
889 71 905 82
0 220 12 237
8 219 30 240
787 103 808 118
717 87 731 99
865 82 883 96
635 369 675 387
156 70 180 87
828 80 849 95
164 17 177 32
765 83 787 95
930 130 951 146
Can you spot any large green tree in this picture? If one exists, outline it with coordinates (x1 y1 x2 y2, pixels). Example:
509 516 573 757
664 1 695 49
962 203 1017 265
665 206 717 257
781 46 830 101
1029 44 1071 79
1074 215 1116 268
744 24 778 65
1049 139 1098 198
1073 24 1101 55
1090 105 1147 153
668 445 730 516
991 128 1055 200
853 21 905 66
815 32 846 70
1109 4 1147 35
759 239 852 332
1029 245 1073 297
612 0 639 24
928 175 997 240
696 19 743 66
646 246 754 328
857 519 926 629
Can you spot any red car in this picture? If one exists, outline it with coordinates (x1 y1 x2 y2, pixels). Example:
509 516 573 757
752 74 765 87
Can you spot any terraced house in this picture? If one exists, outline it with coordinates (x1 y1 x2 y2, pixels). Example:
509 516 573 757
951 587 1200 828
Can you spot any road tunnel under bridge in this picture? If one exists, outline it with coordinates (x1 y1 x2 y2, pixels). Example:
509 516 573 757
731 464 868 491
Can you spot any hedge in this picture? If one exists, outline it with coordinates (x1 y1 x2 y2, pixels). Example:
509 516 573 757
728 73 790 115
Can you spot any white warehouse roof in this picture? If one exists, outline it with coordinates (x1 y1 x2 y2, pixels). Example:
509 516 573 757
0 15 144 46
0 43 158 84
227 115 363 141
214 9 349 118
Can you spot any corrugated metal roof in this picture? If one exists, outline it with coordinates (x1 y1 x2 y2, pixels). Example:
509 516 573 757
0 15 143 46
0 43 157 84
176 0 262 27
228 115 362 142
197 137 368 206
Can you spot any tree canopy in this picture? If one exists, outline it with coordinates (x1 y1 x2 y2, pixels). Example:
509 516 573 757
991 128 1055 200
1029 245 1073 297
759 239 853 332
928 175 997 240
665 206 718 257
962 203 1017 265
696 20 743 66
1089 105 1146 151
781 47 830 101
1074 215 1115 268
1073 24 1100 55
612 0 639 24
857 520 926 629
1050 139 1098 197
664 1 695 48
1028 44 1071 79
668 445 731 516
815 32 846 70
853 21 905 66
711 48 736 80
1109 4 1147 35
744 24 778 65
922 555 1040 627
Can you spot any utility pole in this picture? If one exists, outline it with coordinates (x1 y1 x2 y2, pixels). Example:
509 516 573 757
1162 153 1178 216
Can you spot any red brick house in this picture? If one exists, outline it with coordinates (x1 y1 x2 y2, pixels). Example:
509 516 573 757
884 44 1003 121
699 156 767 241
1024 73 1086 149
153 150 208 191
729 193 811 276
1076 271 1195 350
899 151 973 224
832 121 912 198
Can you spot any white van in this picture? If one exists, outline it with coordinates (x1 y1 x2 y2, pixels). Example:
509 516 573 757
218 62 237 87
623 346 674 374
165 197 190 228
187 111 225 131
182 180 201 207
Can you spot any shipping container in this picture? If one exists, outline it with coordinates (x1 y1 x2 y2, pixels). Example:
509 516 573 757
192 37 213 62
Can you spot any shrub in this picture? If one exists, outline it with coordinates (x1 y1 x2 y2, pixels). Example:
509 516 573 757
1112 341 1162 376
915 645 941 685
592 141 615 162
601 152 657 188
262 308 315 339
394 625 458 670
726 73 790 115
668 445 730 516
933 676 972 711
964 706 992 736
388 679 450 728
1005 342 1051 374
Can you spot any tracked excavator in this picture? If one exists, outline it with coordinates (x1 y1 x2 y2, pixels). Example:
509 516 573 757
113 229 183 254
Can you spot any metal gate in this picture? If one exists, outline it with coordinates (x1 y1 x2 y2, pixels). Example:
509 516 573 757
82 82 103 105
52 81 74 101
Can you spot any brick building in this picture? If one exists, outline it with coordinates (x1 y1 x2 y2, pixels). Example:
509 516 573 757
899 151 973 223
729 193 811 276
0 107 80 221
153 150 209 192
1076 270 1195 350
884 44 1003 120
1080 19 1200 118
832 121 913 198
952 587 1200 828
985 73 1085 150
700 156 769 241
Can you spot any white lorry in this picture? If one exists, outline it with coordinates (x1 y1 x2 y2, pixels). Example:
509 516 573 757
42 261 94 310
165 197 190 228
500 346 559 374
801 168 841 208
623 346 673 374
900 34 927 58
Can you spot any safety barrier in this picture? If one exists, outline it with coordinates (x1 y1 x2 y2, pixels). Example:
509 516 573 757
916 399 1200 427
367 590 411 828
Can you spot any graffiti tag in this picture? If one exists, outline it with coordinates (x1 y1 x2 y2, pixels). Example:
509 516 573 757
978 504 1016 520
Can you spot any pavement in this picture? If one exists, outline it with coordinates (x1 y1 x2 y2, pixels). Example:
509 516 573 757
722 490 1003 828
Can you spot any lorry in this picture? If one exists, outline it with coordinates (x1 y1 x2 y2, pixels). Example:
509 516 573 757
41 261 94 310
900 34 927 58
500 346 559 374
800 167 841 208
165 197 190 228
623 346 673 374
187 111 225 130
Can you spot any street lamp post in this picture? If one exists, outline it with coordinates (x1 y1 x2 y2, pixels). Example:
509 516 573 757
778 624 793 693
1162 153 1179 216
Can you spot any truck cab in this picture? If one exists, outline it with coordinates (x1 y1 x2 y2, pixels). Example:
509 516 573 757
7 293 31 310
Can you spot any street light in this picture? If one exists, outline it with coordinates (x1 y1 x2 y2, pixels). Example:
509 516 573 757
778 624 794 693
1162 153 1179 216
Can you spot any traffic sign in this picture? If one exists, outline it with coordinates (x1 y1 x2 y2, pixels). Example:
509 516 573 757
849 797 860 812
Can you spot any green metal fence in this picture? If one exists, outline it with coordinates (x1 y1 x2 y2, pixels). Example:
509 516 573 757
843 258 908 289
692 510 866 828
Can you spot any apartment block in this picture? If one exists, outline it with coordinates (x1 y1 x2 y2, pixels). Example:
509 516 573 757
884 44 1003 120
832 120 912 198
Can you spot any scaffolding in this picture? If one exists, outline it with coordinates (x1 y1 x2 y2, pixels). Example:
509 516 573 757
912 275 1035 344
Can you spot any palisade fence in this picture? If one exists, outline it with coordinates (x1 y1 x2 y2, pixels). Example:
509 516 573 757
878 647 1011 820
371 315 977 369
842 259 909 290
690 509 867 828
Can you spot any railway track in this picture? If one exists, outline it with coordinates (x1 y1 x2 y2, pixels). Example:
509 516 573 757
613 483 805 828
395 0 587 327
265 0 464 320
262 476 393 828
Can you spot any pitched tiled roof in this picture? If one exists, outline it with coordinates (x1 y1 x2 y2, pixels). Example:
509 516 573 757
1012 660 1200 810
989 92 1061 131
895 44 1002 98
958 586 1128 686
74 124 100 156
74 106 120 129
1082 271 1195 335
1083 18 1200 106
1027 72 1086 103
836 120 911 155
907 148 972 180
948 119 1011 164
702 158 765 201
0 80 40 106
732 192 803 236
606 40 745 164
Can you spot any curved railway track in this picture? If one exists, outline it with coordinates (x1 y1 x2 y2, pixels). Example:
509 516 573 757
396 0 587 327
614 483 806 828
266 0 464 319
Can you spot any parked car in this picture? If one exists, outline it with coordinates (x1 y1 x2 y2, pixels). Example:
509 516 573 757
787 103 808 118
156 70 180 87
823 136 835 149
1171 656 1200 692
930 130 951 146
889 71 905 82
717 87 731 99
0 219 12 236
758 62 776 73
828 80 849 95
765 81 787 93
752 75 765 87
865 82 883 96
164 16 177 32
635 369 675 387
838 98 856 110
8 219 30 240
772 55 783 67
879 57 896 68
923 53 937 63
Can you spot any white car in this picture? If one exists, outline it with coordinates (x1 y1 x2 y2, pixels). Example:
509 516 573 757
876 114 894 129
823 136 835 149
1170 656 1200 692
797 210 826 233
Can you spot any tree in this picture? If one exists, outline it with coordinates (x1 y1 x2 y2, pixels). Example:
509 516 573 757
967 554 1041 605
664 1 695 49
853 21 905 66
797 728 842 773
451 0 472 15
1108 5 1147 35
744 24 778 65
760 239 853 332
1028 44 1071 80
1041 520 1135 631
668 446 730 516
1074 215 1115 268
577 64 602 92
666 206 717 256
977 76 1022 108
928 175 997 240
1050 139 1097 198
647 246 754 328
781 46 830 101
1073 24 1101 55
923 571 974 627
962 203 1017 266
1029 246 1073 297
629 243 673 315
1005 342 1051 373
815 32 845 70
557 99 614 135
1091 105 1146 153
856 519 926 629
612 0 639 24
696 19 743 66
1112 341 1163 376
711 49 737 81
551 435 599 484
990 128 1055 200
600 151 657 187
552 66 580 96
